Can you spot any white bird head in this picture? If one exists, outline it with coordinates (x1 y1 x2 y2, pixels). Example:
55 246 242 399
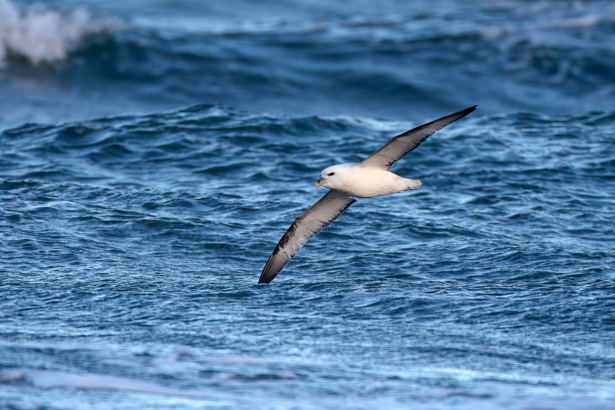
315 163 356 190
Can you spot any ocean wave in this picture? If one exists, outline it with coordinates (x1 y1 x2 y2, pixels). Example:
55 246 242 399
0 0 125 66
1 106 613 275
2 104 613 186
1 4 615 407
1 345 614 410
2 0 615 121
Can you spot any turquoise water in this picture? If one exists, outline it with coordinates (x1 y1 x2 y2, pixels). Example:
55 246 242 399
1 1 614 409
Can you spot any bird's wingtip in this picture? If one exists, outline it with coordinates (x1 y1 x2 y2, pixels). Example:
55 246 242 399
258 270 276 284
452 105 478 118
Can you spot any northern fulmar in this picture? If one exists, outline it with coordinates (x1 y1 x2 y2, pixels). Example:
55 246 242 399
259 106 477 284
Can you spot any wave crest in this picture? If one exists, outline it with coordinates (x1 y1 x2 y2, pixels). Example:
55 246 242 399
0 0 125 67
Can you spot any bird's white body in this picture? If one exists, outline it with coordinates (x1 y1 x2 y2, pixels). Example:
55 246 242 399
317 163 421 198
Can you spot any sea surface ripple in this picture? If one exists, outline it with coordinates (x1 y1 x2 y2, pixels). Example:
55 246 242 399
2 0 615 408
1 103 614 409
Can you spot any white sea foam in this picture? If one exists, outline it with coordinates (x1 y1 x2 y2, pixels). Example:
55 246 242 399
0 0 125 67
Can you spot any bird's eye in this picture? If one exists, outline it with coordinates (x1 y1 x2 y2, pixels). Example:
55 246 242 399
328 172 335 176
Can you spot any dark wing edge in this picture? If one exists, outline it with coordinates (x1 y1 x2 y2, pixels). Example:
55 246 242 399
358 105 477 170
258 190 357 284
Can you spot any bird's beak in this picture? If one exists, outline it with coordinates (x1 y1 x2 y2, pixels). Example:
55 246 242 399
315 178 325 188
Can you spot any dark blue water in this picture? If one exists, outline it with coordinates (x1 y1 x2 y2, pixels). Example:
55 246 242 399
1 1 615 409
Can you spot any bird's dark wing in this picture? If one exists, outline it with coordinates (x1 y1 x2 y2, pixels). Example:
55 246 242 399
259 190 356 284
358 106 476 170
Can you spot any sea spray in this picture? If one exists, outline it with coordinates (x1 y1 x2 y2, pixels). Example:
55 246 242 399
0 0 125 66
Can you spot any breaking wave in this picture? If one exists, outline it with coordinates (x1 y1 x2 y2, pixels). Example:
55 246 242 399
0 0 125 66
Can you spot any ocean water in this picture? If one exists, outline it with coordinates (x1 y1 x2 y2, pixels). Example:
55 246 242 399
1 1 614 409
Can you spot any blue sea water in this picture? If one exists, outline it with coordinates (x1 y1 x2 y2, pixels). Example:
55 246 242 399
1 0 614 409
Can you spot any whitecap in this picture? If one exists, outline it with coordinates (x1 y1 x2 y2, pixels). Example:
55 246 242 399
0 0 125 67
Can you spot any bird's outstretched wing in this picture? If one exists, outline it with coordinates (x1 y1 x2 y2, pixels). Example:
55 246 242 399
259 190 356 284
358 105 477 170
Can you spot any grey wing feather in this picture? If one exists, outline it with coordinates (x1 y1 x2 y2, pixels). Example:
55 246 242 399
358 105 477 170
259 190 356 284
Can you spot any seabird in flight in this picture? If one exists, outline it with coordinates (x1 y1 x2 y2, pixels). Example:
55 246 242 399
259 106 477 284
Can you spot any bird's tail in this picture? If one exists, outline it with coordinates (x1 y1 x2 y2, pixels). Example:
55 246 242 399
404 179 421 190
